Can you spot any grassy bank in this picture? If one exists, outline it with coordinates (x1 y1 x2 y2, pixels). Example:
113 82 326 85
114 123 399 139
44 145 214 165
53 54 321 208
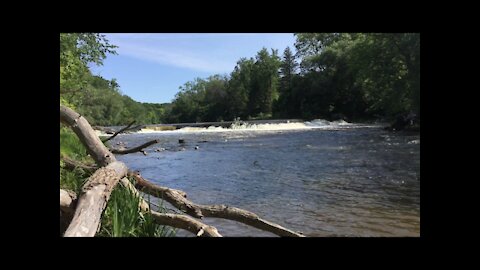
60 127 176 237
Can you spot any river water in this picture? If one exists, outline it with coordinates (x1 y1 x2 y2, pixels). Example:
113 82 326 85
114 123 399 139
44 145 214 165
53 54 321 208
112 120 420 237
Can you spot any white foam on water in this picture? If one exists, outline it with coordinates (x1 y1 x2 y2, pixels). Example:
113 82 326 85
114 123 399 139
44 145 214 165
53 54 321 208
135 119 379 134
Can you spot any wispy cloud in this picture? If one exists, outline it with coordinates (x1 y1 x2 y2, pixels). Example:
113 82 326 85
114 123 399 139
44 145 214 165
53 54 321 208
108 33 265 39
108 36 234 73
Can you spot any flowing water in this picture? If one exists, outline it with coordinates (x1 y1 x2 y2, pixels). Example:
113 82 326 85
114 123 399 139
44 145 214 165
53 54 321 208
112 120 420 237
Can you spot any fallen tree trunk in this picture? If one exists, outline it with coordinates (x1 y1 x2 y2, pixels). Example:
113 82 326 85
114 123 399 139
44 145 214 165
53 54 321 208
111 139 160 155
60 105 116 167
64 161 128 237
131 172 304 237
60 104 304 237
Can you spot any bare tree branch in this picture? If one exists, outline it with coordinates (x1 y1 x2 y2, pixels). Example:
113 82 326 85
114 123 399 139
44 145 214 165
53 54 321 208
60 104 303 237
61 155 97 174
102 120 136 143
119 178 221 237
150 212 222 237
131 172 304 237
119 177 150 213
111 139 160 155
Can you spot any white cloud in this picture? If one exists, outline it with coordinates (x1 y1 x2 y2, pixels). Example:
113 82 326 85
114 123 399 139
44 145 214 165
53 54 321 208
111 39 233 73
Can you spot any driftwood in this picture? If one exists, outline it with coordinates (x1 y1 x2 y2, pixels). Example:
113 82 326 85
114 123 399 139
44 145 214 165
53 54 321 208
64 161 128 237
151 212 222 237
199 205 303 237
60 104 304 237
131 172 202 217
111 139 160 155
119 177 222 237
60 106 116 167
132 172 304 237
60 105 223 237
102 120 136 143
61 177 222 237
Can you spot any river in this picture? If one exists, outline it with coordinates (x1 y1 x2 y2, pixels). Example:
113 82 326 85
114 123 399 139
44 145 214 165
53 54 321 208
112 120 420 237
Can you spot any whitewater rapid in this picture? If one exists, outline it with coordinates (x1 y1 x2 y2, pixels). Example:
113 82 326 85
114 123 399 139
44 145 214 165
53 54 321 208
136 119 382 134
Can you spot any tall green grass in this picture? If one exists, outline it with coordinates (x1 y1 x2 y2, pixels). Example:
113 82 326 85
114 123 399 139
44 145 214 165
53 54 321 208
98 179 176 237
60 166 88 195
60 126 176 237
60 127 89 160
60 127 92 193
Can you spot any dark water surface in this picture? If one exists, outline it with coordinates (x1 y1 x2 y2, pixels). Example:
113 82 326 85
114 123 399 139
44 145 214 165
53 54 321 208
114 126 420 237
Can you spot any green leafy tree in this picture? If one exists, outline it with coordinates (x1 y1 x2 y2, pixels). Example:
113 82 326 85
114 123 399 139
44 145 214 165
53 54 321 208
274 47 298 117
292 33 419 121
226 58 255 119
60 33 117 96
248 48 281 118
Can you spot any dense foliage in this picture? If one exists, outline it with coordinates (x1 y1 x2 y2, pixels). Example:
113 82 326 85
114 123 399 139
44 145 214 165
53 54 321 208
60 34 174 236
60 33 170 126
167 33 420 123
291 33 420 122
61 33 420 126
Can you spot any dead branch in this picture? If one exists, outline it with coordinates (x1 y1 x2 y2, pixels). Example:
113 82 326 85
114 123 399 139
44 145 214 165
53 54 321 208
131 172 304 237
61 155 97 174
102 120 136 143
119 177 150 213
131 172 202 217
130 124 144 131
64 161 128 237
111 139 160 155
60 104 303 237
150 212 222 237
199 205 304 237
60 105 116 167
119 177 222 237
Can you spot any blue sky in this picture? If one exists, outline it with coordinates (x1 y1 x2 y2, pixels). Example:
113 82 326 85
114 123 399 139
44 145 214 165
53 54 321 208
89 33 297 103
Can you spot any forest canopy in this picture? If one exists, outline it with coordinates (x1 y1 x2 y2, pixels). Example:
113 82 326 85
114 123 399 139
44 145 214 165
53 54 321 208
60 33 419 126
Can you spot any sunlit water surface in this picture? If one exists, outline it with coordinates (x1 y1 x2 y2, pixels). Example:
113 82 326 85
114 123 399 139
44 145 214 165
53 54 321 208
113 121 420 237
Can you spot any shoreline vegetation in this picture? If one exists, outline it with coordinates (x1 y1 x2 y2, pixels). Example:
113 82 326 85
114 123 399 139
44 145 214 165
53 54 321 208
61 33 419 131
60 33 419 237
61 105 304 237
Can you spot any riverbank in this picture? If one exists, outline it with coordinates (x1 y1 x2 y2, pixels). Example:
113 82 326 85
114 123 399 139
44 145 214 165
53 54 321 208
60 127 176 237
